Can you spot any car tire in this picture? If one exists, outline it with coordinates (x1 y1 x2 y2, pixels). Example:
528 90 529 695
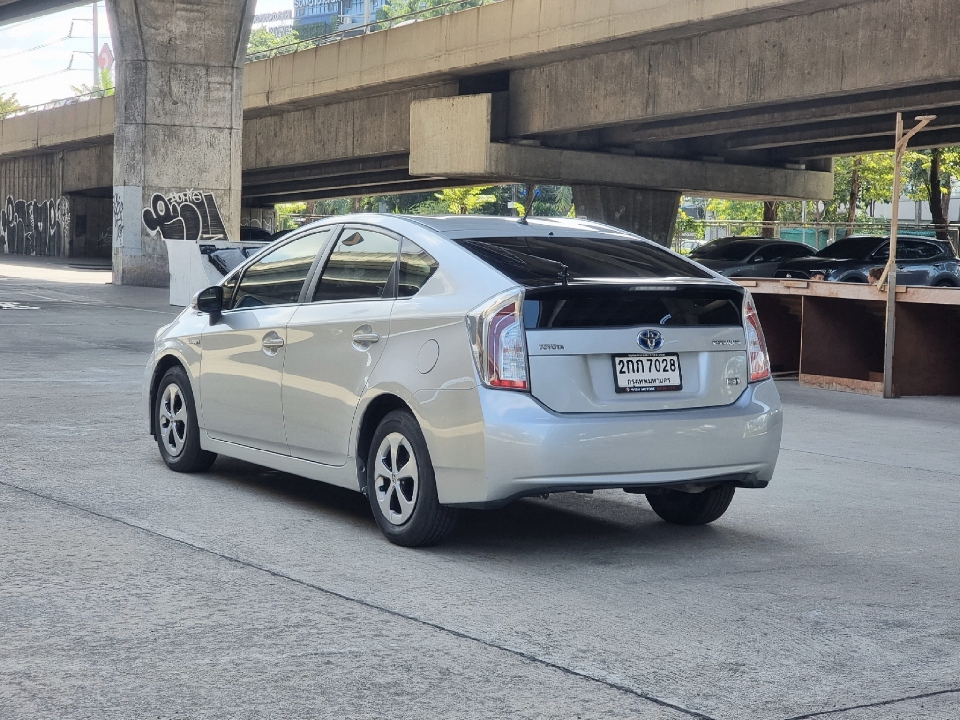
646 485 735 525
155 366 217 473
366 410 458 547
934 279 958 287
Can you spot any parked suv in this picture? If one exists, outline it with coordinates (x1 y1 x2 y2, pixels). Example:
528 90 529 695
775 235 960 285
145 215 783 546
691 238 816 277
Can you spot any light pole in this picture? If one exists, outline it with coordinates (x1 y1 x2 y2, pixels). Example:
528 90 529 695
91 2 98 90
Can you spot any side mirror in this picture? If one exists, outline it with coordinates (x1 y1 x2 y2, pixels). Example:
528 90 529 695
194 285 223 322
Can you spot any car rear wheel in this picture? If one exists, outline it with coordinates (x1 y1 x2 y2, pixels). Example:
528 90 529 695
366 410 458 547
155 366 217 473
934 279 958 287
646 485 735 525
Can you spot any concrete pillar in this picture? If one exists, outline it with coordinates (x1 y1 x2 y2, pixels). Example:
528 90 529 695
107 0 254 286
572 186 681 247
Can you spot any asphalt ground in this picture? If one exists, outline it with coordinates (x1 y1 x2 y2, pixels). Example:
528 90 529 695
1 259 958 719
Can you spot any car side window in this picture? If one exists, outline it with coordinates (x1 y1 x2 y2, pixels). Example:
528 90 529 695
914 242 942 259
232 230 329 309
312 227 400 302
398 238 439 297
782 244 814 259
753 247 784 263
897 240 926 260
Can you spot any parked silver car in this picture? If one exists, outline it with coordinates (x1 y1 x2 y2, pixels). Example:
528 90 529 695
145 215 782 546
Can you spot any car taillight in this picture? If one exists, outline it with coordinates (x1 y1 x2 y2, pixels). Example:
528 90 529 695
743 291 771 383
466 290 529 391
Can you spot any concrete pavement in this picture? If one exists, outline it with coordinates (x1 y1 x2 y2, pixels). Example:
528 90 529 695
1 260 958 719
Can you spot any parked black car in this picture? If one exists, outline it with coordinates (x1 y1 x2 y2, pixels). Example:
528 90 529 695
690 238 817 277
775 235 960 286
239 225 273 242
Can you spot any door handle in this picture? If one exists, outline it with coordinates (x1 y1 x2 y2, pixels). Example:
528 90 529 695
262 332 284 355
352 332 381 343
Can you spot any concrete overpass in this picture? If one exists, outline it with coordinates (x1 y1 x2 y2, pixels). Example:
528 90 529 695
0 0 85 25
2 0 959 285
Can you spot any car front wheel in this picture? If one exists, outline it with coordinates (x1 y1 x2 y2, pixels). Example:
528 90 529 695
155 366 217 473
366 410 457 547
646 485 735 525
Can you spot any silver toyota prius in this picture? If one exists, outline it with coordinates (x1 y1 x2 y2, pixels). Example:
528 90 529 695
144 215 782 546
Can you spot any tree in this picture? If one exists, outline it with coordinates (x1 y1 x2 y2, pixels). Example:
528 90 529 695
0 92 21 119
762 201 780 237
246 27 299 59
904 148 960 240
846 156 861 229
276 201 307 229
706 199 764 234
71 68 114 98
379 0 491 23
433 186 497 214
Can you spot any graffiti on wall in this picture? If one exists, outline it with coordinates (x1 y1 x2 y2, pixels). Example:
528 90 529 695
112 192 124 245
142 190 226 242
0 196 69 256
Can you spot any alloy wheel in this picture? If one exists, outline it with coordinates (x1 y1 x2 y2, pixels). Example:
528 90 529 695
374 432 420 525
159 382 188 458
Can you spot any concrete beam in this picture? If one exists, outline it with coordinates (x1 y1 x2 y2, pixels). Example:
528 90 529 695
0 0 83 25
242 0 861 117
410 95 834 201
718 110 960 152
599 83 960 145
0 97 114 158
509 0 960 138
242 84 457 173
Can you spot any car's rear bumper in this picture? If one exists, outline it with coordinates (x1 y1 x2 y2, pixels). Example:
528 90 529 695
444 380 782 507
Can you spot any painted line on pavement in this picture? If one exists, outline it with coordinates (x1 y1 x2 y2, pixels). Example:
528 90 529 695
782 687 960 719
1 478 720 720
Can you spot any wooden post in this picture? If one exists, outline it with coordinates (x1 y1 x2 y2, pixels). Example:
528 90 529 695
880 113 935 398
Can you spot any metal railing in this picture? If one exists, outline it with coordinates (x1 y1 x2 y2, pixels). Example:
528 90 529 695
2 0 500 120
3 86 114 119
676 219 960 253
246 0 501 62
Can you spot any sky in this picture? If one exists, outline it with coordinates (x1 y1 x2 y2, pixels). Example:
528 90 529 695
0 0 290 109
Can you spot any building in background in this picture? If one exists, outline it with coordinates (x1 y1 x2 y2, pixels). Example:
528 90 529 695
293 0 389 30
253 8 295 38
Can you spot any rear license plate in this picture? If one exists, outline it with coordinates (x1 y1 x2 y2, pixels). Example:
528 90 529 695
613 353 682 392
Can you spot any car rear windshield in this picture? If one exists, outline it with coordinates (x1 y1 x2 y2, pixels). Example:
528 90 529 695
523 285 744 328
816 236 884 259
453 235 711 286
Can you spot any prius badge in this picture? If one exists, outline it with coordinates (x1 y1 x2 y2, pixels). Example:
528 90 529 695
637 329 664 352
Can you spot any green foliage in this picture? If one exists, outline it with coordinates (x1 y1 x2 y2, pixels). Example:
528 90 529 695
903 148 960 202
433 186 497 214
276 201 308 229
674 209 704 240
246 27 299 58
855 153 894 206
706 199 764 233
0 93 21 119
71 68 114 98
306 184 576 218
379 0 491 22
